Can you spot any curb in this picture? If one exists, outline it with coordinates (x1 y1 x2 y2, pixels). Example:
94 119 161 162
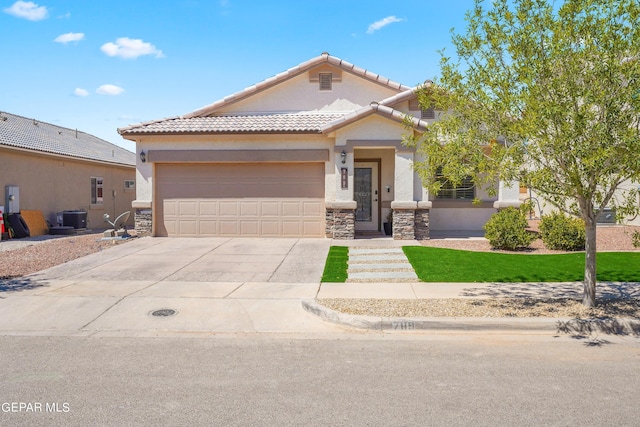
301 299 563 332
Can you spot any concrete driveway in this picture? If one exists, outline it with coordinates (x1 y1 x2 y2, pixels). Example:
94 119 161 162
29 237 331 283
0 237 338 335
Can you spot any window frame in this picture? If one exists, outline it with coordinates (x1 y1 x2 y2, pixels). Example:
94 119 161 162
91 176 104 205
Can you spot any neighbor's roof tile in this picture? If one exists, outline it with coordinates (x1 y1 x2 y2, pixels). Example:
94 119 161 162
0 112 135 166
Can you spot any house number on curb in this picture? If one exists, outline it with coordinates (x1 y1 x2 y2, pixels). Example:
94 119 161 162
392 321 415 330
341 168 348 189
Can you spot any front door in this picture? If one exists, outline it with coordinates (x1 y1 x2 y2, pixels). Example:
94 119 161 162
354 162 379 231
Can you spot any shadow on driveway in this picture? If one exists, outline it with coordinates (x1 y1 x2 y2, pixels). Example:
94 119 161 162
0 276 47 297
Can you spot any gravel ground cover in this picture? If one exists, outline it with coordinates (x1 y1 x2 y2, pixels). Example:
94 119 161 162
318 298 640 318
0 231 133 279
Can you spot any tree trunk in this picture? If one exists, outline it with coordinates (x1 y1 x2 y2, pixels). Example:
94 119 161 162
583 219 597 307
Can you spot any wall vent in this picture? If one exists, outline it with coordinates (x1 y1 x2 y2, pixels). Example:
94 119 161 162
421 108 435 120
319 73 332 91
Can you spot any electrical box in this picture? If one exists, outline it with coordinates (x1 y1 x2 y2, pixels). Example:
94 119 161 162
5 186 19 213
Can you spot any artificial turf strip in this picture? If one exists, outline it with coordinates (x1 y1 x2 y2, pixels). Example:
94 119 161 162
321 246 349 283
403 246 640 283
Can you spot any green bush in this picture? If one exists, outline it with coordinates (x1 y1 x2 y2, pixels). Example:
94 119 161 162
483 207 535 250
539 212 585 251
631 230 640 248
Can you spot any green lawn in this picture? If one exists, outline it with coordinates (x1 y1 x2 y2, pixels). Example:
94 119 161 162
321 246 348 282
403 246 640 282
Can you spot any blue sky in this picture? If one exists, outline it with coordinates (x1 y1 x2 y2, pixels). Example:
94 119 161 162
1 0 476 152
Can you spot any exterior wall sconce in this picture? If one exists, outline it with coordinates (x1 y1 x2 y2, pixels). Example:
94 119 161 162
340 150 346 164
140 151 146 163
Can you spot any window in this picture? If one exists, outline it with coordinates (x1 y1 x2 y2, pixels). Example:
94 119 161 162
435 170 475 200
91 177 103 205
319 73 332 91
124 180 135 190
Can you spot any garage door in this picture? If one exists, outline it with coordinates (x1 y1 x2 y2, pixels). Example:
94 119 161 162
156 163 325 237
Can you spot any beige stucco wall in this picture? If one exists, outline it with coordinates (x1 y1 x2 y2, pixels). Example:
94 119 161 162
220 69 400 114
430 207 496 231
333 115 409 145
1 147 135 229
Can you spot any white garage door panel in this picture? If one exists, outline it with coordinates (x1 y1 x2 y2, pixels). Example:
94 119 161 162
156 163 324 237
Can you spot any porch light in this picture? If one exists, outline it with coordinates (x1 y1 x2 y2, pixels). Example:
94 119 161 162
140 150 146 163
341 150 346 164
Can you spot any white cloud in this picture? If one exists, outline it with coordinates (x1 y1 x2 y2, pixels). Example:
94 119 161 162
100 37 164 59
366 16 404 34
3 1 48 21
96 84 125 95
74 88 89 97
54 32 85 44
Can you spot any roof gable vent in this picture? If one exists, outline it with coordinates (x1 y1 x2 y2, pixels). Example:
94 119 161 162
421 107 435 120
319 73 332 91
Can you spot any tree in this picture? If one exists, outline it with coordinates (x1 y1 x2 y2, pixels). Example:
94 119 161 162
408 0 640 306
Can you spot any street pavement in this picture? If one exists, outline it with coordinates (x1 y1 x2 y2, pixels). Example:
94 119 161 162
2 334 640 426
0 236 637 336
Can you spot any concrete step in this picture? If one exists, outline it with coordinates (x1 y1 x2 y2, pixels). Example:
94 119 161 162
348 271 418 280
348 254 407 263
348 263 414 271
346 246 418 283
349 248 404 255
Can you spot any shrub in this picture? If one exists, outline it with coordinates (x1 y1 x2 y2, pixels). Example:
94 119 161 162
539 212 585 251
631 230 640 249
483 207 535 250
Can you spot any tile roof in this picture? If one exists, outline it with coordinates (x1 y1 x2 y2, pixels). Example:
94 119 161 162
119 112 348 135
117 54 427 137
183 52 413 119
319 101 429 134
0 112 135 167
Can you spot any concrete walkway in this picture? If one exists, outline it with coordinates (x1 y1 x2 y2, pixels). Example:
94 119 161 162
347 247 418 282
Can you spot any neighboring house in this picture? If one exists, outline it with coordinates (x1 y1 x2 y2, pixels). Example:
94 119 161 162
525 183 640 227
118 53 520 239
0 112 136 229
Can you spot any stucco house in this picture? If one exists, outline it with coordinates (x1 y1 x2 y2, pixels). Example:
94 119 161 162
119 53 520 239
1 112 136 229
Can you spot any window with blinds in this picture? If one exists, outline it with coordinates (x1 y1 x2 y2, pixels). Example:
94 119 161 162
435 170 475 200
